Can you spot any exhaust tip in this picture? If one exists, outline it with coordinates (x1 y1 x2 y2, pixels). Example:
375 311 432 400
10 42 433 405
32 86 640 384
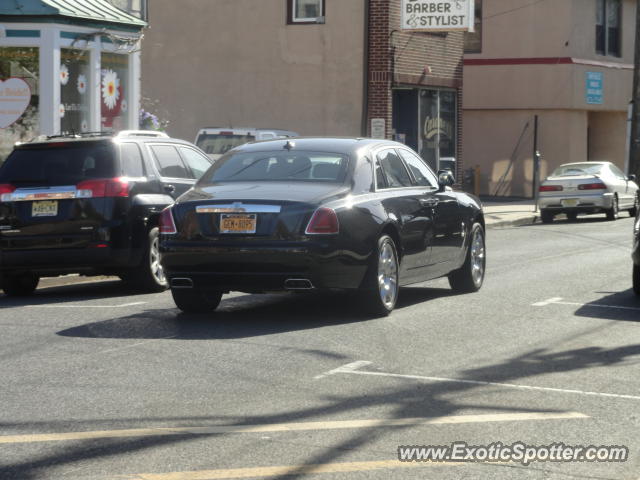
284 278 314 290
171 277 193 289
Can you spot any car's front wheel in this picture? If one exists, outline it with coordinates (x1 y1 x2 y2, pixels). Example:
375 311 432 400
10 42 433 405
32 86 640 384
540 210 554 224
359 234 399 317
629 196 638 218
606 195 619 221
171 288 222 313
634 264 640 296
2 273 40 297
448 223 486 293
121 227 168 292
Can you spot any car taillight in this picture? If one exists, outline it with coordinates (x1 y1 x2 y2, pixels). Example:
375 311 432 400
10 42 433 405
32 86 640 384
76 178 130 198
305 207 339 235
0 184 15 201
539 185 563 192
578 182 607 190
159 207 177 234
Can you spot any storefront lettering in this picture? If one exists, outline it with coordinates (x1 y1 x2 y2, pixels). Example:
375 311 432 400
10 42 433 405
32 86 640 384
424 116 453 140
0 78 31 129
402 0 473 31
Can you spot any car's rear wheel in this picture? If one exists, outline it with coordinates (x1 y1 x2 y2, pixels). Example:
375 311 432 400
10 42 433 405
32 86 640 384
566 212 578 222
540 210 554 224
171 288 222 313
606 195 619 221
2 273 40 297
360 234 399 317
448 223 486 293
629 196 639 218
121 227 168 292
634 264 640 296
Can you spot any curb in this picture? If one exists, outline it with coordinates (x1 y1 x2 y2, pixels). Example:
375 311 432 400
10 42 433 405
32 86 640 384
485 215 539 229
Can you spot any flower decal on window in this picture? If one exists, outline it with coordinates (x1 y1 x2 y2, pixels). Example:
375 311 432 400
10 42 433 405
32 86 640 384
60 64 70 85
77 74 87 94
121 99 128 113
59 104 65 118
101 69 120 110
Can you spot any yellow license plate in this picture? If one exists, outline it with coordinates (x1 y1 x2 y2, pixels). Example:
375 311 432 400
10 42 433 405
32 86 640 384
32 200 58 217
561 199 579 207
220 214 257 234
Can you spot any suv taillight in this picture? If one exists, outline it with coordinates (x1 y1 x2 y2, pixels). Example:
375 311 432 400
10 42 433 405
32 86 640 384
159 207 177 234
0 184 15 201
76 178 130 198
305 207 339 235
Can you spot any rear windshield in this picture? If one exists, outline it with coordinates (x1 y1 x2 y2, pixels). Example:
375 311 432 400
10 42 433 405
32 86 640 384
200 151 350 184
196 134 255 156
551 163 603 176
0 142 117 186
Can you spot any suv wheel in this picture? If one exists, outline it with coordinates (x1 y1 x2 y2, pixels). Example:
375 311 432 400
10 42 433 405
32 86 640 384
2 273 40 297
122 227 168 292
172 288 222 313
634 264 640 296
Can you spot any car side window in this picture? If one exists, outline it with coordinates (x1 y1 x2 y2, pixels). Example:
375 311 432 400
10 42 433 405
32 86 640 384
609 164 626 179
179 147 212 179
120 143 145 177
150 145 192 179
377 148 412 188
397 149 438 188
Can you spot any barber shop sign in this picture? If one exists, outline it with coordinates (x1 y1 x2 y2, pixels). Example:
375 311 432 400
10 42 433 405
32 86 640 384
401 0 475 31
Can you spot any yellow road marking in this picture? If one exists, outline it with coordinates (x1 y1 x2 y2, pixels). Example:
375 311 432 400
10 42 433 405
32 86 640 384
0 411 587 445
123 459 460 480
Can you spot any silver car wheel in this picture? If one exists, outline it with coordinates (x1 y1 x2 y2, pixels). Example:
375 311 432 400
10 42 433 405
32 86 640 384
378 240 398 309
470 228 485 286
150 235 166 284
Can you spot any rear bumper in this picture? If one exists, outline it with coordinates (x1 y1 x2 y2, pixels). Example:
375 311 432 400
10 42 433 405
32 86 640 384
160 241 368 292
539 192 613 213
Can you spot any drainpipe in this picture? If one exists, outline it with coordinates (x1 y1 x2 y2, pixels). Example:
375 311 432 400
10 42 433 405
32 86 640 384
361 0 370 137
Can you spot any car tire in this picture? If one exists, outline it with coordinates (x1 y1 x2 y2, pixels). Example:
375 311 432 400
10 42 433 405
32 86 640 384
121 227 169 293
606 195 619 221
540 210 554 224
629 196 639 218
448 222 486 293
2 273 40 297
634 265 640 296
566 212 578 222
359 234 399 317
171 288 222 313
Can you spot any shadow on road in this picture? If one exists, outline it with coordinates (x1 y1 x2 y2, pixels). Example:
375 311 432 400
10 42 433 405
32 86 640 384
574 288 640 322
56 286 460 340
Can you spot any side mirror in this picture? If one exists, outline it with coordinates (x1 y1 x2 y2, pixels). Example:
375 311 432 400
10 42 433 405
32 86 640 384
437 170 455 190
628 174 637 182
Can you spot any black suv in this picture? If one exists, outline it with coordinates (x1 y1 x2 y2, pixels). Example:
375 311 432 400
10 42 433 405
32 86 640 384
0 131 213 296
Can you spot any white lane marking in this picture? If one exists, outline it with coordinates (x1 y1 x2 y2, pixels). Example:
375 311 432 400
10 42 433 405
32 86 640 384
325 365 640 401
532 297 640 311
314 360 372 380
25 301 146 308
0 411 587 445
532 297 564 307
95 336 178 355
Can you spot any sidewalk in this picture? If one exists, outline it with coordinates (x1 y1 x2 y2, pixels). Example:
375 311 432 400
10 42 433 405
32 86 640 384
480 197 538 228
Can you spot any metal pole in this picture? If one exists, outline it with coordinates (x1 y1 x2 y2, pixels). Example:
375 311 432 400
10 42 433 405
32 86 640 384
628 0 640 179
532 115 540 211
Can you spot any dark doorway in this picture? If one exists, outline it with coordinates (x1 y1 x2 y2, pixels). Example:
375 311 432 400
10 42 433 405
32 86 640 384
392 89 418 152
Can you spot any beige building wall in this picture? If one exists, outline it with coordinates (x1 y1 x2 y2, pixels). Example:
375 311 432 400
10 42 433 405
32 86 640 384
463 0 635 197
141 0 365 142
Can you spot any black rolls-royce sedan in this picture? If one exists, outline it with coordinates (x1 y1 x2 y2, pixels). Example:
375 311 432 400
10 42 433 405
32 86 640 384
159 138 486 316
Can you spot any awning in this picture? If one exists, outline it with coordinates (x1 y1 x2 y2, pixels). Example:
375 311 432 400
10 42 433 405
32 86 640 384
1 0 147 29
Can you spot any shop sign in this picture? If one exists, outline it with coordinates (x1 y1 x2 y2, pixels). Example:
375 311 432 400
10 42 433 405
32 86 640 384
0 78 31 128
401 0 475 31
586 72 603 105
371 118 386 139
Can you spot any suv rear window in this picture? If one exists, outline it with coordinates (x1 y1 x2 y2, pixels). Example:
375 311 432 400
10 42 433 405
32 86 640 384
0 142 117 187
196 134 255 156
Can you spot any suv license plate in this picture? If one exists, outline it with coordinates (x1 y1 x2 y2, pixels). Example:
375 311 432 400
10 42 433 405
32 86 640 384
220 214 257 234
32 201 58 217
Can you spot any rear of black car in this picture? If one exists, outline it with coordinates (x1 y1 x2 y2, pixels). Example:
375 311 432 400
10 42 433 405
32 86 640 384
0 139 142 294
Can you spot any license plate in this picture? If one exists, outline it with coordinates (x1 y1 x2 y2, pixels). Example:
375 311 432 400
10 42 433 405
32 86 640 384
561 199 579 207
220 213 257 234
32 200 58 217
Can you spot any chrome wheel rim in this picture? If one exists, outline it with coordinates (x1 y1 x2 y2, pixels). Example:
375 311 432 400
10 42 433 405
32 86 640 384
470 228 485 286
378 241 398 309
150 235 166 284
613 197 619 216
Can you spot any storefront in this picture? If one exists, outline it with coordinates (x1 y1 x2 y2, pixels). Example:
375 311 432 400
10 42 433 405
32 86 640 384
0 0 146 161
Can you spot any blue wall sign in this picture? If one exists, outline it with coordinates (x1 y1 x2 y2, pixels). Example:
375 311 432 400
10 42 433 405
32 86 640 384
586 72 603 105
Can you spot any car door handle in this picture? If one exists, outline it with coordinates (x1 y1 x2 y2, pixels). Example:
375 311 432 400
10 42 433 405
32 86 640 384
420 198 439 207
164 184 176 194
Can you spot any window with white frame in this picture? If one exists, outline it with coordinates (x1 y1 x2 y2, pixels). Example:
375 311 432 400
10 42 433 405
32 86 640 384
596 0 621 57
288 0 324 24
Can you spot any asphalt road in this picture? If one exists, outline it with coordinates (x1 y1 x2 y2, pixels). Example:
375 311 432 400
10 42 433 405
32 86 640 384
1 215 639 480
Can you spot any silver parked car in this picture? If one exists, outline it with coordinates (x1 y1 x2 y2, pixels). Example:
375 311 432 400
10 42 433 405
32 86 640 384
538 162 639 223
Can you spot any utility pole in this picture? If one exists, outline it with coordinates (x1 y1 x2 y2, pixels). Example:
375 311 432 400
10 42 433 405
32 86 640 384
629 0 640 179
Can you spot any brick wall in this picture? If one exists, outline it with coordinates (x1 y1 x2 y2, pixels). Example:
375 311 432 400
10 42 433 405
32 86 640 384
366 0 465 179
